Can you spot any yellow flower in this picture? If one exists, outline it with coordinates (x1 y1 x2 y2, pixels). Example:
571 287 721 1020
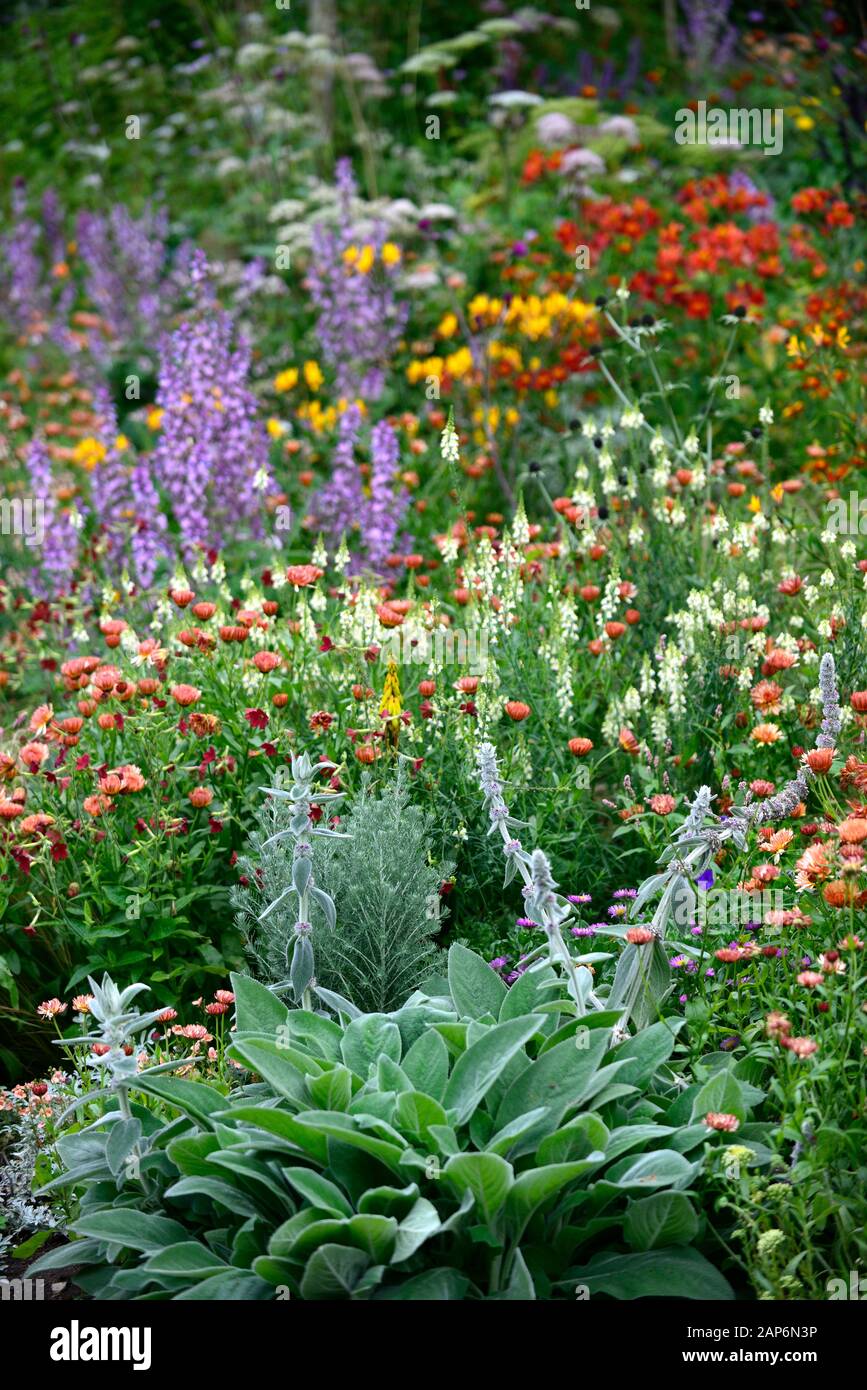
795 116 815 131
342 245 358 266
356 244 375 275
267 418 286 439
381 242 401 267
445 347 474 379
437 312 458 338
836 325 850 349
544 389 558 408
146 407 164 431
274 368 299 392
748 495 762 515
786 335 806 358
114 434 129 451
380 657 402 747
505 407 520 427
770 483 784 504
72 437 107 471
303 360 324 392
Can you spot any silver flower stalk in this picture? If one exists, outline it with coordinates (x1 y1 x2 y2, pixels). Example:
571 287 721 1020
476 740 597 1013
816 651 841 749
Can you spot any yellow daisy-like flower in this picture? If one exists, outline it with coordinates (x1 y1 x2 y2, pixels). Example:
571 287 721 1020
342 245 359 266
356 245 375 275
274 368 299 392
267 418 286 439
381 242 401 267
114 434 130 451
795 115 815 131
786 335 806 358
147 407 164 430
748 495 762 515
303 360 324 392
836 325 850 349
72 437 107 471
437 312 458 338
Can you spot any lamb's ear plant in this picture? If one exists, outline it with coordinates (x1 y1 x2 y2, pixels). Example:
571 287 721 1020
476 741 608 1019
30 947 748 1301
606 653 843 1030
247 751 348 1009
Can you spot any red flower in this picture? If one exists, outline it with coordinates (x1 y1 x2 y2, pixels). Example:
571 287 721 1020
245 708 269 730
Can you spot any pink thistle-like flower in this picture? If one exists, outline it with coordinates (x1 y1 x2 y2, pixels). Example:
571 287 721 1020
704 1112 740 1133
37 998 67 1019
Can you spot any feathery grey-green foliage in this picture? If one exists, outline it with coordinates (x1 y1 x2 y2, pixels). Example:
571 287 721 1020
233 770 453 1014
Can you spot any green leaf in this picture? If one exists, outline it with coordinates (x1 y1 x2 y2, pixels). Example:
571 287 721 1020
307 1065 354 1112
570 1248 733 1300
228 1037 323 1102
340 1015 402 1078
167 1134 222 1178
230 972 291 1035
272 1009 342 1062
105 1119 142 1178
142 1242 229 1280
299 1244 371 1300
164 1176 260 1216
448 943 507 1019
501 1247 536 1299
374 1267 470 1300
395 1090 448 1146
133 1074 227 1128
495 1031 608 1130
392 1198 442 1263
28 1238 103 1275
402 1028 450 1102
604 1149 695 1190
294 1112 404 1171
624 1192 699 1251
443 1015 542 1126
72 1209 189 1253
485 1107 551 1157
537 1114 609 1165
690 1070 747 1125
443 1152 514 1223
173 1270 273 1300
283 1167 353 1218
227 1106 328 1163
505 1159 604 1229
498 962 560 1022
611 1020 681 1087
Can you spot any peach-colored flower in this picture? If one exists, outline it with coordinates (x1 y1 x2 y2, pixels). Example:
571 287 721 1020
189 786 214 808
704 1113 740 1132
751 722 782 744
838 817 867 844
806 747 834 773
750 680 783 714
29 704 54 732
72 995 93 1014
760 829 793 860
796 970 823 988
253 651 281 673
626 927 654 945
568 737 594 756
504 701 530 722
783 1036 818 1058
765 1011 791 1039
83 792 114 817
795 842 830 888
37 999 67 1019
170 684 201 707
286 564 324 588
20 742 50 770
649 794 677 815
